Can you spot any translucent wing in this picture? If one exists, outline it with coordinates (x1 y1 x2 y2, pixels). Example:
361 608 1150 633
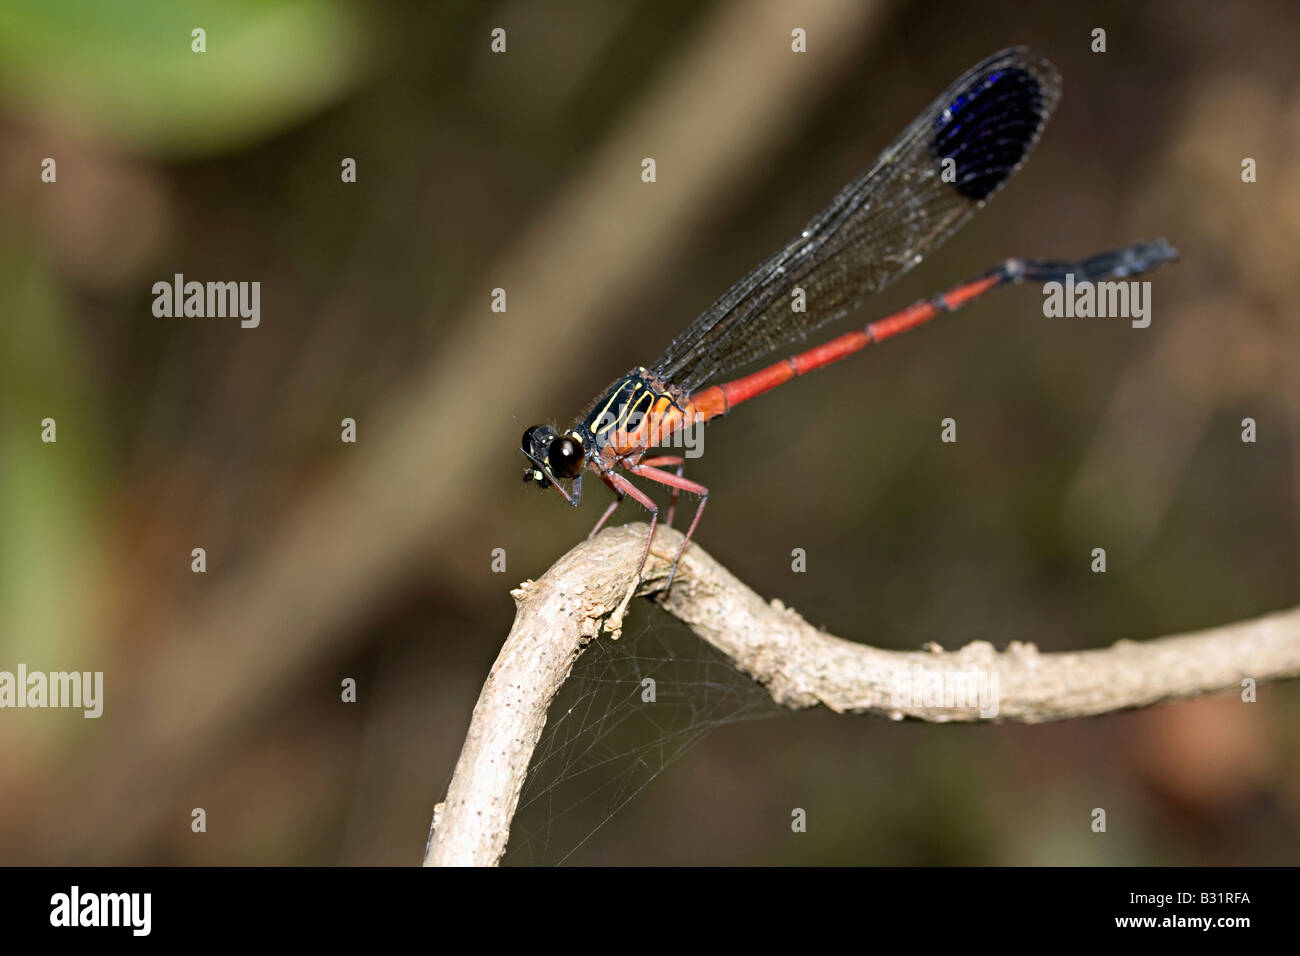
653 48 1062 393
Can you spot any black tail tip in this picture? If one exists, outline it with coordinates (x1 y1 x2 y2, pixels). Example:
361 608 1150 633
1120 237 1180 274
1150 237 1180 263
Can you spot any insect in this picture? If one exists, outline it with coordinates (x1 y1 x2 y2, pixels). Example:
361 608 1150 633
521 48 1178 591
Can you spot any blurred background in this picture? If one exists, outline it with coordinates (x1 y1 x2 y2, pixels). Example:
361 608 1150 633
1 0 1298 865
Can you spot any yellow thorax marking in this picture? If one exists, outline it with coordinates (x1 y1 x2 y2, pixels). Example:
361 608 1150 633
592 379 666 437
591 380 638 435
627 386 656 430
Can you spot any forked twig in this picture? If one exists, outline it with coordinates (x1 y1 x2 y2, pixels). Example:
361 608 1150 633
425 523 1300 866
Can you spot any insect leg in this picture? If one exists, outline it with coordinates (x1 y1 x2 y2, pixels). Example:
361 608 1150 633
604 471 661 586
638 455 686 526
625 463 708 592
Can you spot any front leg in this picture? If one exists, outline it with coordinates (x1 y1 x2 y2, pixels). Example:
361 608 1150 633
604 470 660 586
588 472 625 540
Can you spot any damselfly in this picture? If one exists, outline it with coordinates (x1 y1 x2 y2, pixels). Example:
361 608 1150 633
521 48 1178 590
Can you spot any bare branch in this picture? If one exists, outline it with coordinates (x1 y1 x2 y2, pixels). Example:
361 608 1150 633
425 523 1300 866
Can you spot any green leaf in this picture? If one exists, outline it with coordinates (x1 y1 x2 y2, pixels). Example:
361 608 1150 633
0 0 371 157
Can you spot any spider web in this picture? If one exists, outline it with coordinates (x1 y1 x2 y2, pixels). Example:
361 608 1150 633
502 604 781 865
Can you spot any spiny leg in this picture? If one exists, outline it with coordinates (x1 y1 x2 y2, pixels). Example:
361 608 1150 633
604 470 660 585
639 455 685 526
626 463 708 592
588 473 626 540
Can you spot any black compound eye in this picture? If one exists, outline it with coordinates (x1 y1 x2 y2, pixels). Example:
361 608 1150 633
522 424 557 459
547 436 585 478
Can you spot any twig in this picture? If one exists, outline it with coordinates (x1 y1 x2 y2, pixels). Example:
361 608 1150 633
425 522 1300 865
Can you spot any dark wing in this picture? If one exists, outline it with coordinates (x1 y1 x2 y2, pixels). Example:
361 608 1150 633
652 48 1061 393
